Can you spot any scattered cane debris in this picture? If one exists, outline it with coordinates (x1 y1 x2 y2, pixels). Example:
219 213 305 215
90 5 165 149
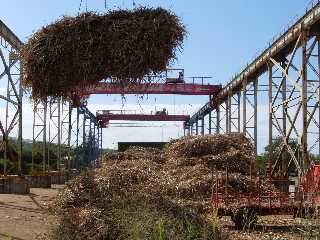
50 134 269 239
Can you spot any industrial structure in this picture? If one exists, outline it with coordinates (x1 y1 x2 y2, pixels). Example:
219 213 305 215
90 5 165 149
96 109 190 128
0 18 103 174
0 19 219 176
0 0 319 200
0 20 23 175
79 78 220 96
185 2 320 179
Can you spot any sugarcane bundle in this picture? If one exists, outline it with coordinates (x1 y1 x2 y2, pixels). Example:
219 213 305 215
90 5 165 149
166 133 256 174
103 146 165 163
166 133 253 158
20 8 185 100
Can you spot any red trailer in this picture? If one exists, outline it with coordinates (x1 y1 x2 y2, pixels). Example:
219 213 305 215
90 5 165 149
211 165 320 229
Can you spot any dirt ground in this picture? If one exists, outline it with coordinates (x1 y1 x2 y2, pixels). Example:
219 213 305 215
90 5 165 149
220 215 320 240
0 186 319 240
0 186 62 240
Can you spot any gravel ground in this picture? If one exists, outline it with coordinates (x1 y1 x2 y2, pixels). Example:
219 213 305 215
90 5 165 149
0 187 62 240
0 186 318 240
220 215 320 240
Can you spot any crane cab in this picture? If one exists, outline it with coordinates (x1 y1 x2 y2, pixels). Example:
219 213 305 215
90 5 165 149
165 68 185 84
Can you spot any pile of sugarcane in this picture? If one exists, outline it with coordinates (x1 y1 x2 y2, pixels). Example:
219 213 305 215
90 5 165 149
19 8 185 100
104 146 166 163
50 134 263 239
166 133 256 174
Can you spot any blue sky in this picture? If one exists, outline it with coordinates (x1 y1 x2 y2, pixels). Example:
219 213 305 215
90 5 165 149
0 0 314 149
2 0 312 90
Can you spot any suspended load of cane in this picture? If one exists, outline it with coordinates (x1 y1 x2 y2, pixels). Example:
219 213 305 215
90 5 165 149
19 8 186 100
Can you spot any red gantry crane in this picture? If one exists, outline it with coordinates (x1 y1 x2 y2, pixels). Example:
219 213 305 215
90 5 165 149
72 69 222 107
96 110 190 128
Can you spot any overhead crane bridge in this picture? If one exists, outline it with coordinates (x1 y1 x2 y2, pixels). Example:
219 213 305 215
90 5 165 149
72 69 221 106
96 110 190 128
80 80 219 96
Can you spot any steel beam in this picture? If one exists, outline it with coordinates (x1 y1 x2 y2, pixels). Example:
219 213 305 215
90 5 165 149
229 92 241 133
196 118 199 135
0 45 22 175
32 102 47 172
200 117 205 135
74 106 101 167
208 111 212 134
83 82 221 96
61 100 72 169
48 99 61 171
301 31 309 171
242 78 258 155
0 20 22 51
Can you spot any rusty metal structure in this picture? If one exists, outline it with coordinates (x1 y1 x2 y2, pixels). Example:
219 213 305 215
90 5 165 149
80 80 221 96
1 0 320 183
0 20 23 175
0 19 103 174
32 99 102 171
185 2 320 178
96 110 190 127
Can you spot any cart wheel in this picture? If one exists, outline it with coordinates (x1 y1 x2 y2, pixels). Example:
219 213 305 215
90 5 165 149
231 207 257 230
295 207 318 219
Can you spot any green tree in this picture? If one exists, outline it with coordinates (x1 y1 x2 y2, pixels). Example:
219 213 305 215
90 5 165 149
260 137 299 175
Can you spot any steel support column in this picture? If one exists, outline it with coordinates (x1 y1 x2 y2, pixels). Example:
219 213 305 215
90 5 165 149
268 62 273 175
98 125 103 164
75 107 81 169
208 107 220 134
200 117 205 135
267 31 320 176
230 92 241 133
226 94 231 133
61 100 72 170
301 31 309 171
32 101 47 172
216 106 220 134
208 111 212 134
195 118 199 135
0 44 22 175
242 78 258 155
48 99 61 171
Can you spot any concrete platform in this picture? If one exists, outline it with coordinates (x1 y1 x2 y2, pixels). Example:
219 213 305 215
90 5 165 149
48 169 79 184
26 170 76 186
0 176 30 194
49 171 71 185
0 170 79 194
25 174 51 188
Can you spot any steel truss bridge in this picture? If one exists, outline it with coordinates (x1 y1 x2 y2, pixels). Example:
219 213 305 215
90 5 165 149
184 2 320 177
1 2 320 177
